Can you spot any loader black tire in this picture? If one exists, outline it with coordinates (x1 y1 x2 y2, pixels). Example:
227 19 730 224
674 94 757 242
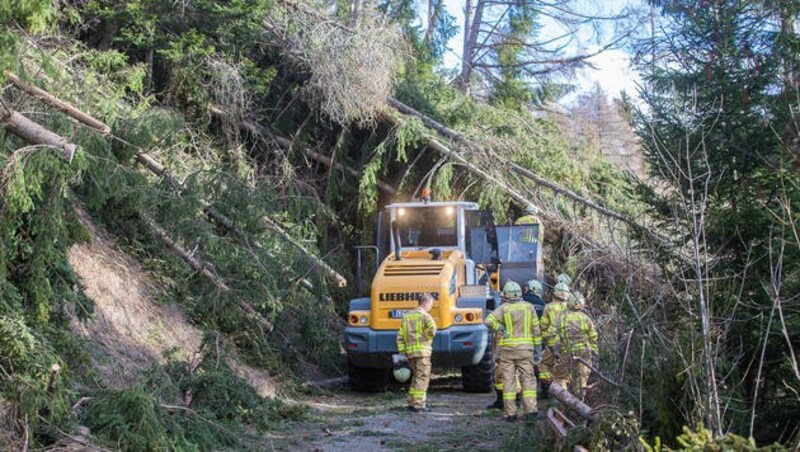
348 362 391 392
461 338 493 393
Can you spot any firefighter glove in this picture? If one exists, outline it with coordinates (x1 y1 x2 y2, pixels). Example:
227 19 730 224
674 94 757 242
591 352 599 369
552 343 561 359
499 326 510 339
533 346 542 365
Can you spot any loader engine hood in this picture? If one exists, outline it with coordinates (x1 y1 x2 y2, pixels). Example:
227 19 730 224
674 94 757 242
370 249 464 330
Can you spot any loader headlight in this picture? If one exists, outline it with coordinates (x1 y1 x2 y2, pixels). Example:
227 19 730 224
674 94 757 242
454 314 463 323
360 316 368 325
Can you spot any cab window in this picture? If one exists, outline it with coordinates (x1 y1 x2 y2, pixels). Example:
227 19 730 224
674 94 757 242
396 206 457 247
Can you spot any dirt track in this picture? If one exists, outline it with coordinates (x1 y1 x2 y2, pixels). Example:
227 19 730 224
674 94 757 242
267 376 551 451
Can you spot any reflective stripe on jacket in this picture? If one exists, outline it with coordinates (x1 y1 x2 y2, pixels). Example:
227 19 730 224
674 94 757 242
541 301 567 347
514 215 543 243
485 300 542 349
556 310 598 353
396 308 437 358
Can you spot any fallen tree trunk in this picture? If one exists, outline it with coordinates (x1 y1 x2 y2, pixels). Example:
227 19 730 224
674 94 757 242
383 113 532 207
142 214 275 333
0 109 77 163
261 214 347 287
388 98 632 224
202 205 320 295
4 71 111 135
132 150 344 290
547 381 597 422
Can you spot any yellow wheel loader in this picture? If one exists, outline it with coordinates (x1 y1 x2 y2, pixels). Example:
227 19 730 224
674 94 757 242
345 200 543 392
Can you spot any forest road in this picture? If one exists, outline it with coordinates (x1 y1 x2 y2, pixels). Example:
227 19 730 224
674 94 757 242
265 374 546 450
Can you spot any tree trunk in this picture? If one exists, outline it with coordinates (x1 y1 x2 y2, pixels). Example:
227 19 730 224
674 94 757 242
144 48 154 93
388 98 635 225
458 0 474 92
142 214 275 333
458 0 485 92
4 71 111 135
260 214 347 287
425 0 441 54
0 110 78 163
132 150 344 290
348 0 361 28
547 381 597 421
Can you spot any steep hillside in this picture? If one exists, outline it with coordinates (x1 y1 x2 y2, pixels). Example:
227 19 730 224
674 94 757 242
68 206 277 397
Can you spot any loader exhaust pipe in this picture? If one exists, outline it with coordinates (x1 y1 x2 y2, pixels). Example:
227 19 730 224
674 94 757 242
391 220 402 260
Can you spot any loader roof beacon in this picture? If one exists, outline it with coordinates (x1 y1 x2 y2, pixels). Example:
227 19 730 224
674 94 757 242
346 200 544 392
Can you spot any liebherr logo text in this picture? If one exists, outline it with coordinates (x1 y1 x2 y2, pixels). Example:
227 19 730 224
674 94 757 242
379 292 440 302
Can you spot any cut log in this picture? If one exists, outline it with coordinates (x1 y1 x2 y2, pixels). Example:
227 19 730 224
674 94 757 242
1 110 77 163
142 215 274 332
547 381 597 421
4 71 111 135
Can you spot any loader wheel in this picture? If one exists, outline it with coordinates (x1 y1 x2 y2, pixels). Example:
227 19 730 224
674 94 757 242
461 338 493 393
348 362 391 392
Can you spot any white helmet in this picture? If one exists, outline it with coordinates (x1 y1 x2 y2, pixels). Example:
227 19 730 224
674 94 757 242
525 204 539 215
393 366 412 383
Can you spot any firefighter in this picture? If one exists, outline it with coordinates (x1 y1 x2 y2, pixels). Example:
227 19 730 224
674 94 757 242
523 279 546 319
486 293 521 411
484 281 542 422
396 293 438 412
514 204 543 244
552 292 598 400
537 279 570 398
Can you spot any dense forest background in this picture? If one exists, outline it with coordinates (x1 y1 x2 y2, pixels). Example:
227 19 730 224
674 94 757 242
0 0 798 449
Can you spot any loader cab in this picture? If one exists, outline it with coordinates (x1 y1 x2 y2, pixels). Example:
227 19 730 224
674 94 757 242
376 201 500 287
495 224 544 288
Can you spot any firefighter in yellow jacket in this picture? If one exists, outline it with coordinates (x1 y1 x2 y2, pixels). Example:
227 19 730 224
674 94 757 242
552 292 598 400
538 275 571 397
396 293 437 411
484 281 542 422
514 204 544 244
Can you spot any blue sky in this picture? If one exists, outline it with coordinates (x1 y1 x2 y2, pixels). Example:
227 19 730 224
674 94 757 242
436 0 643 103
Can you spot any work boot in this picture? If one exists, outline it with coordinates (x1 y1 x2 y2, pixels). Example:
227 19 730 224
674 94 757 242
486 389 503 410
407 405 428 413
505 415 517 423
524 412 539 424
